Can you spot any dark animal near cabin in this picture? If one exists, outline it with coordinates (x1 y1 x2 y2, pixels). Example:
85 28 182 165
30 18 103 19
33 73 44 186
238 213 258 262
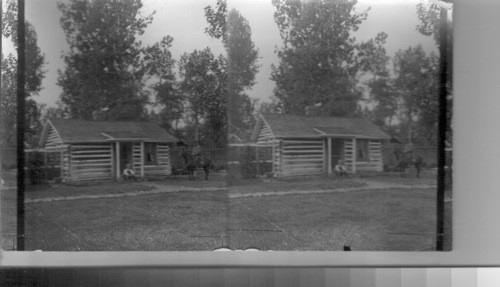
397 157 410 178
182 150 211 181
397 155 424 178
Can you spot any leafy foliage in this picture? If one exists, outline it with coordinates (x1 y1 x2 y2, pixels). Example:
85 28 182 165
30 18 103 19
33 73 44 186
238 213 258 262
144 36 181 131
57 0 155 120
416 1 453 144
357 32 398 128
271 0 369 116
1 1 46 147
178 48 226 147
226 9 260 130
205 0 260 131
392 45 439 144
204 0 227 42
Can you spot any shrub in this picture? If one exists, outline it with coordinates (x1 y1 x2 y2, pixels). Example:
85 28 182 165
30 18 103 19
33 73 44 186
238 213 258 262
27 158 44 185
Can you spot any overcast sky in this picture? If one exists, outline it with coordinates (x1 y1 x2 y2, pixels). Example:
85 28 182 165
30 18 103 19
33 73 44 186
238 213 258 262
5 0 437 108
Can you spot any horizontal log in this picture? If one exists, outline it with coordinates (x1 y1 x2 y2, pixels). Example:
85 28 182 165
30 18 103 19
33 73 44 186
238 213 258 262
258 137 274 142
281 170 323 176
71 160 112 165
283 145 324 150
282 166 323 172
282 165 324 171
71 169 112 176
71 145 111 149
71 150 112 155
259 129 273 135
261 128 272 134
282 157 324 162
71 163 112 169
283 161 324 166
283 150 324 155
283 155 323 160
283 166 324 172
283 158 323 163
283 141 323 145
72 172 112 178
71 150 111 154
46 140 61 146
259 130 273 135
72 172 111 177
71 154 112 159
71 176 111 181
70 150 109 154
283 162 324 167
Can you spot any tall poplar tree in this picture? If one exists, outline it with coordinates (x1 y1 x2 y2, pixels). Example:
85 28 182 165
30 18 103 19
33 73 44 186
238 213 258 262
57 0 155 120
205 0 260 130
1 0 46 147
270 0 368 116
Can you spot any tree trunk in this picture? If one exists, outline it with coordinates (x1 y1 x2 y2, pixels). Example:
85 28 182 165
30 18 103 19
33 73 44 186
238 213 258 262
194 115 199 143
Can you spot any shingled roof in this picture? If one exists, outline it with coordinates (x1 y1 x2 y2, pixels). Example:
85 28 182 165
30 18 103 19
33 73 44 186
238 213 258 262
40 118 178 145
252 113 390 141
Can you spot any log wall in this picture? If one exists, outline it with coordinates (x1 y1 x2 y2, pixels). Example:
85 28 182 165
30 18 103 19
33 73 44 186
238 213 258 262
45 126 62 148
257 121 274 142
69 144 113 181
355 140 384 172
279 138 325 176
344 139 355 172
132 143 172 176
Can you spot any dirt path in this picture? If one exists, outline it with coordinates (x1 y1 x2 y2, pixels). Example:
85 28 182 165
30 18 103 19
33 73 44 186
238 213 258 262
25 183 226 204
23 179 437 203
228 179 436 199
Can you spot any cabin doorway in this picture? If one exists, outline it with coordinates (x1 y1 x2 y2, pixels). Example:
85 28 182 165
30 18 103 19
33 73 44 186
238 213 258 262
330 139 344 169
119 143 133 173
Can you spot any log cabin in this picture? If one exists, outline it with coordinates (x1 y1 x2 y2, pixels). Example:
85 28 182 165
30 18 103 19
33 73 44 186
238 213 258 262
251 113 391 177
38 118 177 181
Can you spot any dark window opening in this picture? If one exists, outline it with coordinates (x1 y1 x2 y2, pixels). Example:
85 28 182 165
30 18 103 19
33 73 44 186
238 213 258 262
144 143 157 164
356 139 369 162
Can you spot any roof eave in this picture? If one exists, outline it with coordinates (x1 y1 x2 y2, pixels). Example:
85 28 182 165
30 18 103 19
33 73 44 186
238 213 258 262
274 134 391 139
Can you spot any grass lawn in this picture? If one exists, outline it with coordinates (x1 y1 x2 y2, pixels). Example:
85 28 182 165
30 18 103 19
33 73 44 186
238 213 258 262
227 188 437 251
1 187 17 250
24 184 439 251
25 190 228 251
25 182 157 201
24 171 227 201
153 171 227 188
228 176 365 195
6 167 451 251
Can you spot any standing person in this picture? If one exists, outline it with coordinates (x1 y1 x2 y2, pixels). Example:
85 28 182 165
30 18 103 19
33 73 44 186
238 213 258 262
334 160 348 176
